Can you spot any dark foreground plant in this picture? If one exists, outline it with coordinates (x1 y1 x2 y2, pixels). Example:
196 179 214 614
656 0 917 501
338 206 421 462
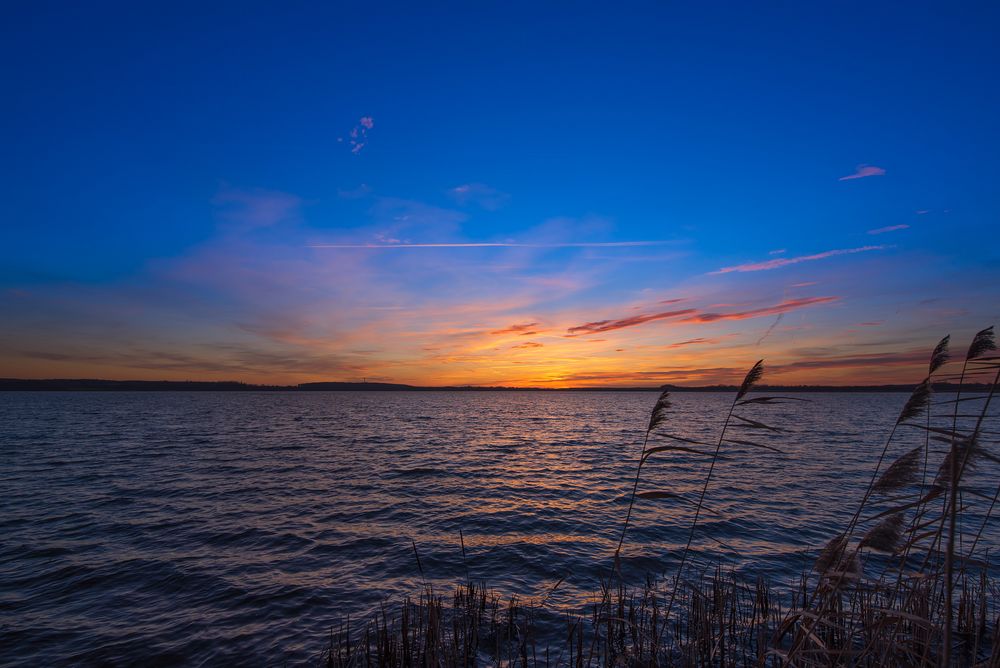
321 328 1000 666
775 326 1000 666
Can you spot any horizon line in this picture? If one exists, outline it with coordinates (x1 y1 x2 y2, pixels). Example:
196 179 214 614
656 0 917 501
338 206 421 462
2 377 982 392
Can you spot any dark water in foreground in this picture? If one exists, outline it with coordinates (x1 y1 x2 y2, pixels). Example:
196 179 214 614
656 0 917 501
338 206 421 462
1 391 997 665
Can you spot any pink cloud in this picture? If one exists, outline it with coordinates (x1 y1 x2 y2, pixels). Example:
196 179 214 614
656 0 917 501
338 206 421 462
679 296 838 324
712 245 888 274
867 224 909 235
839 164 886 181
566 308 697 335
565 296 838 336
344 116 374 154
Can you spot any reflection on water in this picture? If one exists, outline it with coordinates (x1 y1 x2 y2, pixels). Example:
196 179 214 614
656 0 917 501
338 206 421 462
0 391 995 664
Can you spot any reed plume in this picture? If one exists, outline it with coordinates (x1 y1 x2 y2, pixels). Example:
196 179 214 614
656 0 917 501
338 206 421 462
777 326 1000 666
966 325 996 361
859 512 906 553
930 334 951 375
873 445 922 494
897 377 931 424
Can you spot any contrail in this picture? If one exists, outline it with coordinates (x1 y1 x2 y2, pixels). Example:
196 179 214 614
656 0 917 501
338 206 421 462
308 241 672 249
756 313 784 346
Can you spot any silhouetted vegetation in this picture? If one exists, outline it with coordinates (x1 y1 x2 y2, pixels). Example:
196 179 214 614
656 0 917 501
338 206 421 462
319 327 999 666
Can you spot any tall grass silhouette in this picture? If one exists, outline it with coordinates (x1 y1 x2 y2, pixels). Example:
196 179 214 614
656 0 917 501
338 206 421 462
322 327 999 666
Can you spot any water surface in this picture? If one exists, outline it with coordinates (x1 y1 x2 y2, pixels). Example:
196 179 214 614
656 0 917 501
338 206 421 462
1 391 995 665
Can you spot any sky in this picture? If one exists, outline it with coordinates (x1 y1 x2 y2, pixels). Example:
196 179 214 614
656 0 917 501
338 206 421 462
1 2 998 387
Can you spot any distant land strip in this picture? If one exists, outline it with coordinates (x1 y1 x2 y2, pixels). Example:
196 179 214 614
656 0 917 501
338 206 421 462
0 379 993 393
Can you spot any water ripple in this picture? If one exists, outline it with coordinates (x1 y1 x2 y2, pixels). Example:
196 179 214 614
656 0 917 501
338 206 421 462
1 390 997 665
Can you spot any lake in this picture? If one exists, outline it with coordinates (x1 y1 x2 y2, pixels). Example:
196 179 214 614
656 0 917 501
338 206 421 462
1 391 995 665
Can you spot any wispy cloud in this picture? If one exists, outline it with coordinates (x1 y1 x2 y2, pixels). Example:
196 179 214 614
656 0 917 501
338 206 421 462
567 308 697 335
212 188 301 230
529 347 930 387
839 164 886 181
666 337 722 349
337 183 372 199
565 296 838 336
490 322 540 335
681 296 838 324
448 183 510 210
756 313 784 345
773 349 928 372
867 224 909 235
712 245 888 274
309 240 673 249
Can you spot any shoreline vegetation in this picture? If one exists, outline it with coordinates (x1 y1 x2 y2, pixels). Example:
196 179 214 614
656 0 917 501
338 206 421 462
320 327 1000 666
1 379 996 393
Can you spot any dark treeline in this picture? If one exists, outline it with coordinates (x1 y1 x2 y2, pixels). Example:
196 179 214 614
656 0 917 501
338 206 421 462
0 378 993 393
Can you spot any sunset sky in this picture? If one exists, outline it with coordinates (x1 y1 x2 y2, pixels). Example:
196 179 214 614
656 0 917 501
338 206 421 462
2 3 998 387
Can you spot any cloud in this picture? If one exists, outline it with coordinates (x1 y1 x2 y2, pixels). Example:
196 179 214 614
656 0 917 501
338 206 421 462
565 296 838 336
769 249 786 255
867 224 909 235
338 183 372 199
534 366 748 386
512 341 543 349
528 347 931 387
755 313 784 345
491 322 540 335
771 349 928 372
309 241 672 249
680 296 838 324
712 245 888 274
212 188 301 230
839 164 886 181
339 116 374 154
567 308 697 335
666 337 721 348
448 183 510 210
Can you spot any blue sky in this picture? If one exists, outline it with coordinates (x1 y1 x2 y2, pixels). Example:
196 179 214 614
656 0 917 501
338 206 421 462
1 2 998 385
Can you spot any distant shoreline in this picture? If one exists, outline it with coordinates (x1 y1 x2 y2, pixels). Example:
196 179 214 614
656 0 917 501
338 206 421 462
0 378 991 393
